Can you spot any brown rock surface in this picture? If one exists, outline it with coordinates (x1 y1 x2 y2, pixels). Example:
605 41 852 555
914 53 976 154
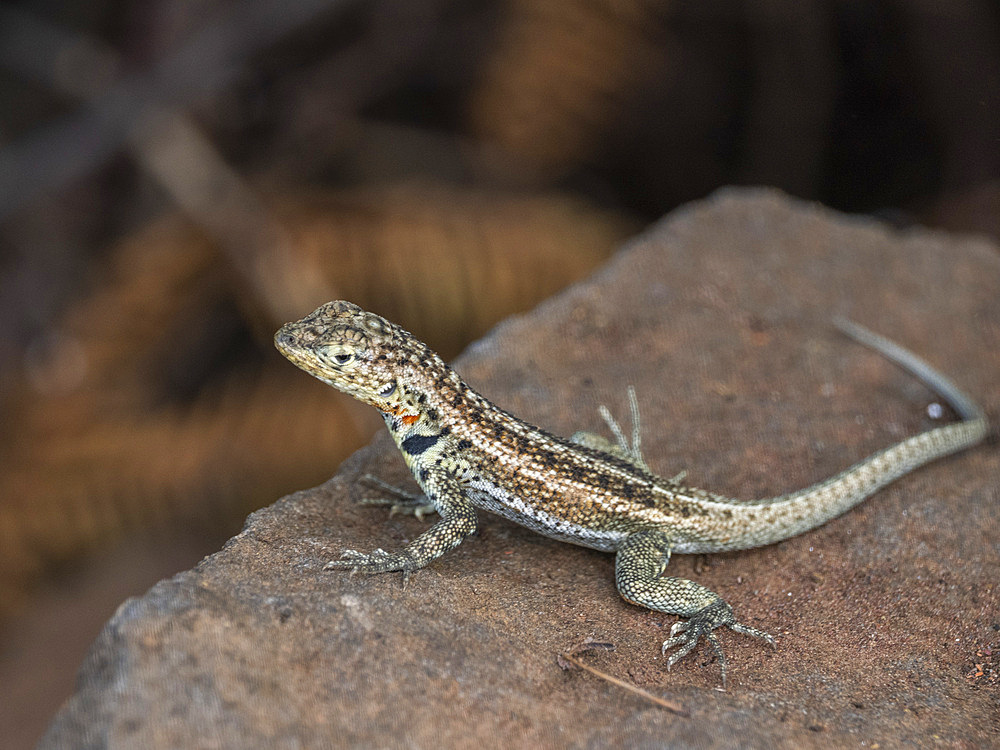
40 189 999 748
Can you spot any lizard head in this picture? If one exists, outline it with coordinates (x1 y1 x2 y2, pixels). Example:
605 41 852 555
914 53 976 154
274 300 438 417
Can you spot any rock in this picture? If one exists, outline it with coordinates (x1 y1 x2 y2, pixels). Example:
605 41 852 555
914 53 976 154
41 188 1000 749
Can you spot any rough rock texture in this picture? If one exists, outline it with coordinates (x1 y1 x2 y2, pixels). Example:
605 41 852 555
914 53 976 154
41 189 999 749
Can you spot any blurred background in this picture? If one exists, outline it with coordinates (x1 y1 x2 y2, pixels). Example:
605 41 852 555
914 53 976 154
0 1 998 745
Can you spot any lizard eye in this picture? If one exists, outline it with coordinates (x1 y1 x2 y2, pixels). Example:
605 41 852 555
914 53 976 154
330 351 354 366
378 381 397 397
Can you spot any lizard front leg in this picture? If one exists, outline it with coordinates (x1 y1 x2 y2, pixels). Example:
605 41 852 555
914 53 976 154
327 465 477 575
615 530 775 687
356 474 438 520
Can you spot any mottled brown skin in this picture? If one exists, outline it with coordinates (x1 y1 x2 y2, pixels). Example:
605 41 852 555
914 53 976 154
275 301 987 686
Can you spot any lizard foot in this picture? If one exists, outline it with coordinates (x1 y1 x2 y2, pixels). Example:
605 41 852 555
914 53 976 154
662 600 776 688
325 547 417 575
357 474 437 520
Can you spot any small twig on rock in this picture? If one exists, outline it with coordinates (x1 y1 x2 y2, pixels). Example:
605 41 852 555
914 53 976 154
558 639 689 717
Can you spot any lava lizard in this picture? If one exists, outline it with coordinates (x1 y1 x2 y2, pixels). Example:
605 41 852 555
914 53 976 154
274 301 988 686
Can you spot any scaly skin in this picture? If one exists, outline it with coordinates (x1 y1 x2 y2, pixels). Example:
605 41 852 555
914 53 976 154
275 301 988 686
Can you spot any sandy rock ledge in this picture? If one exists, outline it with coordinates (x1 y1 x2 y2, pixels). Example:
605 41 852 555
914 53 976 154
41 188 999 749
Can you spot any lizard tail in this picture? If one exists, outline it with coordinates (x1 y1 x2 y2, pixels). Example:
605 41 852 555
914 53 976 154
832 317 985 423
719 320 988 550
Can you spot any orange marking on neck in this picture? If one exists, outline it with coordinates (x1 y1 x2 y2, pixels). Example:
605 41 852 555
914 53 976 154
400 414 420 426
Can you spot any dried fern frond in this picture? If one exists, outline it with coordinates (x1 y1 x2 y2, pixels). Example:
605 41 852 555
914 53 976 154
1 181 635 617
467 0 668 179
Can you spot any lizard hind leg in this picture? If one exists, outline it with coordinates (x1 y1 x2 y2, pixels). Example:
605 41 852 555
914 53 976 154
570 387 687 484
614 531 775 687
571 386 652 472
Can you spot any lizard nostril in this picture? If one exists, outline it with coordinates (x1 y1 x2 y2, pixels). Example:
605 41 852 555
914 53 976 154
275 330 295 349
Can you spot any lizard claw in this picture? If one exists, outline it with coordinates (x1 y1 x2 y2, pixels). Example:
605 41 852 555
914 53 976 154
661 600 775 688
325 548 369 573
668 619 689 638
324 547 416 575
